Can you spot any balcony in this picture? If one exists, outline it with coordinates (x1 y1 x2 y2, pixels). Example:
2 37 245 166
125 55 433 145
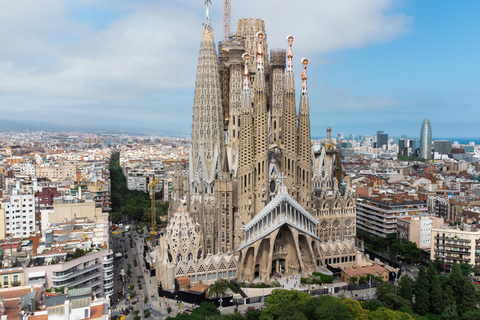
11 281 21 287
52 263 101 281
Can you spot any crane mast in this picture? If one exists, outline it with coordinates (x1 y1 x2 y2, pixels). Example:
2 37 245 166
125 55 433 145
149 178 161 235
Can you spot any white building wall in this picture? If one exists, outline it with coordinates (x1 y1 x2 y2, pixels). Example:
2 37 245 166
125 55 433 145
420 218 432 249
4 193 36 238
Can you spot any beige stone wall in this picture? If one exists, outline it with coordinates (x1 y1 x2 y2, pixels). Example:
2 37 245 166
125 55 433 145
50 201 102 224
36 166 77 181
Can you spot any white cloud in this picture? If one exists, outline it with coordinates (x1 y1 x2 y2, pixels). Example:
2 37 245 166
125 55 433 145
0 0 412 130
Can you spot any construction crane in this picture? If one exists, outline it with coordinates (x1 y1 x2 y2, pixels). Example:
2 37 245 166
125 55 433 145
148 178 161 235
222 0 231 127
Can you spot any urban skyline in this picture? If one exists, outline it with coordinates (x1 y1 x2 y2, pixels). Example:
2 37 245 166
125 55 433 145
0 1 479 138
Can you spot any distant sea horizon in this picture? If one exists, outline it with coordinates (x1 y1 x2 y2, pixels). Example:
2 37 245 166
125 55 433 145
311 137 479 145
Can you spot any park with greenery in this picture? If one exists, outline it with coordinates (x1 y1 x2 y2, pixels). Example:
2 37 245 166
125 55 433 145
357 229 423 263
164 262 480 319
109 152 168 225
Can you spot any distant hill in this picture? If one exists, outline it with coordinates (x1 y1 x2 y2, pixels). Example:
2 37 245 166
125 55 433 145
0 119 189 137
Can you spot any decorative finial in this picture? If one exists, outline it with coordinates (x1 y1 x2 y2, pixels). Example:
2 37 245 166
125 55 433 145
242 53 250 90
256 32 265 70
301 58 308 93
255 32 265 90
286 35 294 71
241 53 252 113
205 0 212 27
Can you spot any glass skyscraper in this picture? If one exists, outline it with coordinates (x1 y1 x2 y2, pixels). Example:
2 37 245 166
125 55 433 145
420 118 432 159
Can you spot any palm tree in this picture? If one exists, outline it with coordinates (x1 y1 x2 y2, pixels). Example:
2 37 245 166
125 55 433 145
208 279 229 298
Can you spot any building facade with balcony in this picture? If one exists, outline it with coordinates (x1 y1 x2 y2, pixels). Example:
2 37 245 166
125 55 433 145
430 226 480 269
356 196 427 238
25 249 114 298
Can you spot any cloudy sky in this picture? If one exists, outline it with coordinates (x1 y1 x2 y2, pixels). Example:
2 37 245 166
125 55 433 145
0 0 479 138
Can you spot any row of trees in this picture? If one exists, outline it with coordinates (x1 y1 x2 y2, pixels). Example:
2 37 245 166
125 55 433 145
109 152 168 224
357 230 422 263
376 262 480 319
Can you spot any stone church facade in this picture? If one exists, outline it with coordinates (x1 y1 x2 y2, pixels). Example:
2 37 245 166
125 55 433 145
154 6 360 288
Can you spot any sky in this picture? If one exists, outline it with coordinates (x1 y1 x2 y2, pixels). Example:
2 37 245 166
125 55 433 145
0 0 479 139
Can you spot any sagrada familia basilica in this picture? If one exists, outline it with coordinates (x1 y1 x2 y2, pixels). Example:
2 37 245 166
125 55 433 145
153 3 360 289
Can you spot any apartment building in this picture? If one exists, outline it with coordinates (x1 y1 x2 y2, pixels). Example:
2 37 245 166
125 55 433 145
397 216 444 249
430 225 480 269
356 196 427 237
3 192 36 238
25 249 114 298
36 165 77 181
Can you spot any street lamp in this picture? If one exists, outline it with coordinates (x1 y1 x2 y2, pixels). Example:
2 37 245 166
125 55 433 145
219 294 223 311
368 276 372 300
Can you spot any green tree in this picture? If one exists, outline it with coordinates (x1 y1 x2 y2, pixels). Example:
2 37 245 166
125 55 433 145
427 264 442 314
365 307 414 320
380 293 412 311
361 299 383 312
449 262 466 304
306 296 353 320
260 289 311 320
398 276 413 303
72 248 86 259
348 276 358 284
442 285 455 309
459 280 476 316
340 299 367 319
414 265 430 315
459 263 473 276
245 308 262 320
441 301 459 320
461 309 480 320
376 283 398 302
432 258 445 273
208 278 230 298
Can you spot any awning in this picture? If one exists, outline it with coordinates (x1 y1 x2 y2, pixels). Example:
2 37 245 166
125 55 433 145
29 271 46 278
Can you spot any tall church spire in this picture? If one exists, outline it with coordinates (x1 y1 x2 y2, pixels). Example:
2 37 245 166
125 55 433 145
240 53 252 114
299 58 309 115
285 35 295 93
190 12 223 191
205 0 212 27
254 32 266 91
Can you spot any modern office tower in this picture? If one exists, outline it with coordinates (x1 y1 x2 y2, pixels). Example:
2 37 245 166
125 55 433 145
338 133 344 140
377 131 388 149
358 135 364 142
398 139 408 155
420 118 432 159
349 134 355 141
411 139 420 157
401 134 408 139
433 140 452 155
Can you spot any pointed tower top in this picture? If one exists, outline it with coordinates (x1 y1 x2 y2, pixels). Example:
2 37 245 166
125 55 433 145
254 32 265 91
240 53 252 114
299 57 309 115
301 58 308 94
286 35 294 71
205 0 212 27
285 35 295 93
